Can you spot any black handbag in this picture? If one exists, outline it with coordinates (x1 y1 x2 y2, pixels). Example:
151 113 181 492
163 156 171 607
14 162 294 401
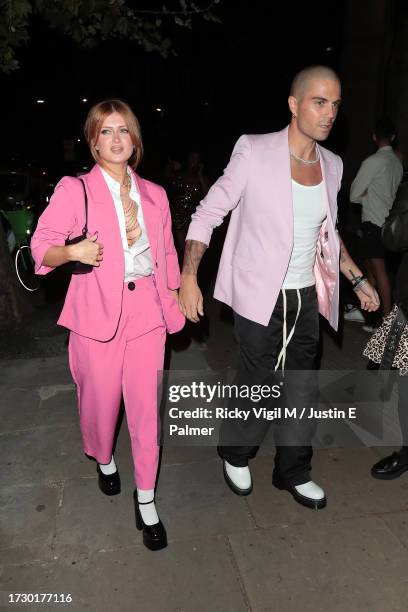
63 178 93 275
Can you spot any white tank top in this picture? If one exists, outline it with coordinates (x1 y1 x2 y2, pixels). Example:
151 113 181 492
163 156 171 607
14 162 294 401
282 179 327 290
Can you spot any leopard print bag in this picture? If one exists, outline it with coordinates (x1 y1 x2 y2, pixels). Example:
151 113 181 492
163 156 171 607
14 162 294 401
363 304 408 375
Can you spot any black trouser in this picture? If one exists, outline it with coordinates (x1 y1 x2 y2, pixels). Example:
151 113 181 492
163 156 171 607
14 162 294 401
218 285 319 487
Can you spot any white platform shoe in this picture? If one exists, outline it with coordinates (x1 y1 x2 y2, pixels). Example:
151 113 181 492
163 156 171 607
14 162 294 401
223 460 253 496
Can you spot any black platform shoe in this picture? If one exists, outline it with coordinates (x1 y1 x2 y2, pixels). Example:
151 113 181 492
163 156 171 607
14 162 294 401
96 465 121 496
371 451 408 480
133 491 168 551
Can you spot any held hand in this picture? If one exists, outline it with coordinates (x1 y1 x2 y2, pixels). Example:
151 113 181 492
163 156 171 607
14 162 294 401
170 289 179 304
179 275 204 322
356 281 380 312
70 233 104 267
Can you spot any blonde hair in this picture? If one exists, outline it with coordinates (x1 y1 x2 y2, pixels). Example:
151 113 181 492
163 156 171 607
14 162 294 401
84 99 143 169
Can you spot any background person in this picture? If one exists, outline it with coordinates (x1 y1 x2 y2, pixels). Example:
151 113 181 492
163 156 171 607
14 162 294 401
31 99 185 551
169 149 209 265
350 117 403 329
364 181 408 479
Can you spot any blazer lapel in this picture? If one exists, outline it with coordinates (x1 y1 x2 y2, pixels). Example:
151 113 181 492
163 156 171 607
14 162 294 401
265 127 294 249
82 165 123 253
317 145 340 268
84 164 117 205
132 172 159 262
317 145 338 228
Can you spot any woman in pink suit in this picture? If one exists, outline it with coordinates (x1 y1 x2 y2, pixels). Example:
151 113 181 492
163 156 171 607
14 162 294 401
31 99 185 551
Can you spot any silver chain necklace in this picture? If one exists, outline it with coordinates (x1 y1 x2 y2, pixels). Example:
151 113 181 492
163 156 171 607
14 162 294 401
290 147 320 165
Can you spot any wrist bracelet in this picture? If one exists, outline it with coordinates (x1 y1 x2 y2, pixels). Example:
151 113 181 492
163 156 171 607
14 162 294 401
350 275 363 287
352 277 368 292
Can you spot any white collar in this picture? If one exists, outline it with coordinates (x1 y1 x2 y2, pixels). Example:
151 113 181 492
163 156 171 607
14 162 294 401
100 166 138 195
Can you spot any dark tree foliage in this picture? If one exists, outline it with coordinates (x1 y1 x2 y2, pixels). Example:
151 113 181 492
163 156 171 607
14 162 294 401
0 0 220 73
0 0 220 325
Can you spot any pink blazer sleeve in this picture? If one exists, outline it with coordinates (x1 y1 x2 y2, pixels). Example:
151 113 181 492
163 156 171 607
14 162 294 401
186 135 252 246
160 187 180 290
31 177 79 275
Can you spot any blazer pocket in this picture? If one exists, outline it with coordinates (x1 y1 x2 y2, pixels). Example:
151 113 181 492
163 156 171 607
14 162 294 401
159 289 185 334
231 252 252 271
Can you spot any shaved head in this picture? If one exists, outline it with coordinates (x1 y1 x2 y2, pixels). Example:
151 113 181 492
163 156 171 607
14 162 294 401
290 65 340 100
288 66 341 143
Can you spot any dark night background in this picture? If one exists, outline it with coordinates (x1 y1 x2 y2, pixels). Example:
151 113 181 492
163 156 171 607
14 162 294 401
1 0 408 321
0 1 348 183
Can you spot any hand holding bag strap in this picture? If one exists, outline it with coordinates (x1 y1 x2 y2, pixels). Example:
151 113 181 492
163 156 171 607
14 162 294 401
62 176 93 274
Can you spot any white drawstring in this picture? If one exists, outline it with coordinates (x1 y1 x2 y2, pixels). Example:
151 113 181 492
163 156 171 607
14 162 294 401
275 289 302 373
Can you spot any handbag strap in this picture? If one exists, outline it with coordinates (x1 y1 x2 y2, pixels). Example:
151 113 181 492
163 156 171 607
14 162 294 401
78 177 88 236
380 306 407 370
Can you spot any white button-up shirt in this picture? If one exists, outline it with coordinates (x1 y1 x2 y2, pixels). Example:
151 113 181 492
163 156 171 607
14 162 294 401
101 167 153 281
350 146 403 227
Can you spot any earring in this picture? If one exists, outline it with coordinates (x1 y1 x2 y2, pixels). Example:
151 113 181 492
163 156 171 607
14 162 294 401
292 114 296 119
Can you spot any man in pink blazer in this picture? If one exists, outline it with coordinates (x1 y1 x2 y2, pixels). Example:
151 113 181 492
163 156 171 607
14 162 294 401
179 66 379 509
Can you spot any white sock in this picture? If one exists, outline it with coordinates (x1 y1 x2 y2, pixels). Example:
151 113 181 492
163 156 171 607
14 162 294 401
98 456 117 475
137 488 159 525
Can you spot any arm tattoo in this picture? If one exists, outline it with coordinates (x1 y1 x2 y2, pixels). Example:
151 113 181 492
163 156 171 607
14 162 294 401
182 240 208 275
340 243 347 263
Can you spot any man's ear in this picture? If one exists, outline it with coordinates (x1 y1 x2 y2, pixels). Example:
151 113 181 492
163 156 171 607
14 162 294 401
288 95 297 117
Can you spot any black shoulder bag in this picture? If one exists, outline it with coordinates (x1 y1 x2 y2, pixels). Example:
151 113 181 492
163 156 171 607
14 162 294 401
63 178 93 275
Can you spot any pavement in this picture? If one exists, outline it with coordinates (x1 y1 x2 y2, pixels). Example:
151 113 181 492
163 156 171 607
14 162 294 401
1 296 408 612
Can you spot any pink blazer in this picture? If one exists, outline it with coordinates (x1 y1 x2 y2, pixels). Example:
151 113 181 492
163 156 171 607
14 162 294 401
186 126 343 330
31 164 185 341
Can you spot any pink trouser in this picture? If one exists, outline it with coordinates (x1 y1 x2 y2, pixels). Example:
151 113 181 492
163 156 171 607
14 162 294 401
68 276 166 489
